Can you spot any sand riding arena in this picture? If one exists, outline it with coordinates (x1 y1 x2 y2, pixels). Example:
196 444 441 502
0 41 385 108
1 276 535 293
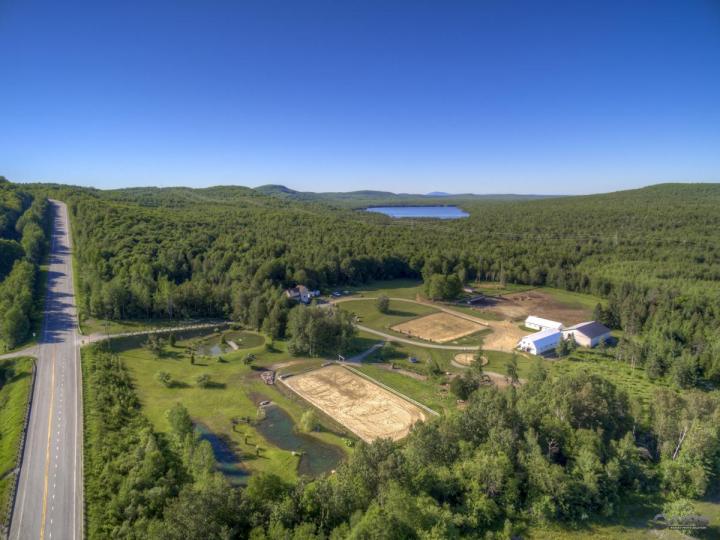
281 364 427 442
391 312 485 343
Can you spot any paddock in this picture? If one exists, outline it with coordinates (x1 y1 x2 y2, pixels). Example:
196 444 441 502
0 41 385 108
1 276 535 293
281 364 426 442
391 312 485 343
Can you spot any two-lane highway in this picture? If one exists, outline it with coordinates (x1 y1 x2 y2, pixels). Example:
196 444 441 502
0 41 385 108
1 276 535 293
10 200 82 540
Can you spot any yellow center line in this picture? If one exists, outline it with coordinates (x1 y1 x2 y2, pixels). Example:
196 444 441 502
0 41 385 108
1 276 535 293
40 349 56 540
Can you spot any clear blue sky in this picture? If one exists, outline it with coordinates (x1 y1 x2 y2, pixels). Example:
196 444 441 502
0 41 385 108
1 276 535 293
1 0 719 194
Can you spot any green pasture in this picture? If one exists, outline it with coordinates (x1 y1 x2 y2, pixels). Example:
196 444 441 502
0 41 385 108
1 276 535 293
105 333 348 483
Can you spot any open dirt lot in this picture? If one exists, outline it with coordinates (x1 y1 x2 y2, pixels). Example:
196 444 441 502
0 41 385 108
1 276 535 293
472 290 593 325
391 312 485 343
482 320 528 352
282 364 427 442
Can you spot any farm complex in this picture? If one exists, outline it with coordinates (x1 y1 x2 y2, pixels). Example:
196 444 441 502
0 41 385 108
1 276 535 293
281 364 428 442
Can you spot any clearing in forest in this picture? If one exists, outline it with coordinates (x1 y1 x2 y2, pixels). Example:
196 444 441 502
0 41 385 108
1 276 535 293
391 312 485 343
282 364 426 442
474 289 595 325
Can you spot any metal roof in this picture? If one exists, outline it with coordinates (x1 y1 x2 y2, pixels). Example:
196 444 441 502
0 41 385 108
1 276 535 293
564 321 611 339
525 315 563 329
520 328 561 343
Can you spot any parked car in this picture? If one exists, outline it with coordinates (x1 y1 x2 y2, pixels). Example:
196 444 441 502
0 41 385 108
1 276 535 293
408 357 418 363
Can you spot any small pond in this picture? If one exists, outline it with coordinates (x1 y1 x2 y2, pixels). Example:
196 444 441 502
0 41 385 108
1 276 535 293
256 405 345 477
195 422 249 486
192 330 265 357
366 206 469 219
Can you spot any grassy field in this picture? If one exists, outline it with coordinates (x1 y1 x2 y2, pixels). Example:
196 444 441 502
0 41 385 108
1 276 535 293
0 357 33 527
469 281 536 296
80 317 225 336
106 332 349 483
539 286 604 310
354 363 456 413
339 298 437 329
340 279 424 299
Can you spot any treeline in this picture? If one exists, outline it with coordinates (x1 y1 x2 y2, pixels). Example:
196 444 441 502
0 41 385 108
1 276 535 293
17 180 720 385
0 178 50 349
84 344 720 539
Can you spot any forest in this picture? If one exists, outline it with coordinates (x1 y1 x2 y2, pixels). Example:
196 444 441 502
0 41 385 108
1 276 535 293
0 177 49 350
24 181 720 388
83 344 720 539
13 179 719 537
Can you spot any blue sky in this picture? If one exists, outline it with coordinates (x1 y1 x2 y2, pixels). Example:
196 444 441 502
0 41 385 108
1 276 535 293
1 0 719 194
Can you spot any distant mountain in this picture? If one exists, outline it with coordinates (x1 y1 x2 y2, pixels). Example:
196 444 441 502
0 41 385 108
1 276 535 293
250 185 555 207
254 184 299 196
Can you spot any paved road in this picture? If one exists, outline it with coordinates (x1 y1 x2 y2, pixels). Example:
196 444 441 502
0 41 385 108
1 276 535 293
10 201 82 540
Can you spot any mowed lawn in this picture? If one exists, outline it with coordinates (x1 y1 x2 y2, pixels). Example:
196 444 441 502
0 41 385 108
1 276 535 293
354 364 456 414
342 279 424 300
108 336 349 483
339 298 437 330
0 357 33 525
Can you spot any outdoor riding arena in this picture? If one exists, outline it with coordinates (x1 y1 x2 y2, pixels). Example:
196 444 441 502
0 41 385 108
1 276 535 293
281 364 427 442
391 312 485 343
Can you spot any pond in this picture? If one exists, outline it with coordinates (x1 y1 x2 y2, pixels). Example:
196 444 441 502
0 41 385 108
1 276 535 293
366 206 469 219
256 405 345 477
195 422 249 486
192 330 265 357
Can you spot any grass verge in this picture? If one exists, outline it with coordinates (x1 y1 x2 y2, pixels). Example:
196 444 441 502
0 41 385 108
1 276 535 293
0 357 34 528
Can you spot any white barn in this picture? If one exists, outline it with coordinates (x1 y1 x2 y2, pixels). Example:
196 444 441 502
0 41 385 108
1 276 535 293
562 321 611 348
524 315 564 331
518 329 562 355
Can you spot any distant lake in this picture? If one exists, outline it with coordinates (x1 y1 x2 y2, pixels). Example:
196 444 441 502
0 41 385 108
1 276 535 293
366 206 469 219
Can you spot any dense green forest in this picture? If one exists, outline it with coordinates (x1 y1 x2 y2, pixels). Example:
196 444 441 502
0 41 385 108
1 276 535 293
0 177 49 350
23 180 720 387
83 344 720 539
12 179 716 538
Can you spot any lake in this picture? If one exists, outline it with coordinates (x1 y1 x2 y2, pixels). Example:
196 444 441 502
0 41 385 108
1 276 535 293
366 206 469 219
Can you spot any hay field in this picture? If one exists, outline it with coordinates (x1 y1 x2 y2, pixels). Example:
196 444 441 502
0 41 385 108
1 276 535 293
282 364 426 442
391 312 485 343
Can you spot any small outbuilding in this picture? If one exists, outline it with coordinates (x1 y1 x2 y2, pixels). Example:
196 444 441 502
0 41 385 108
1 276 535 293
524 315 564 331
518 329 562 355
562 321 611 348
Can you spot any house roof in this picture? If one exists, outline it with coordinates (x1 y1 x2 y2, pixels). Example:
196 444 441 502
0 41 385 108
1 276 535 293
564 321 611 339
520 328 561 344
525 315 563 329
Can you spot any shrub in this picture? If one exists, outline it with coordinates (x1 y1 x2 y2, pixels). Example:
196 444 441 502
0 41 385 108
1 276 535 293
155 371 172 387
375 295 390 314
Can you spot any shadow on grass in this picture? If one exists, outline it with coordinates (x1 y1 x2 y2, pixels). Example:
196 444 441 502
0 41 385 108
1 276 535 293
387 309 421 317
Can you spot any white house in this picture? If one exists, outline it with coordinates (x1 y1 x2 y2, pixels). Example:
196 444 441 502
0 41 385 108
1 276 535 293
518 329 562 355
524 315 564 331
285 285 319 304
562 321 611 348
